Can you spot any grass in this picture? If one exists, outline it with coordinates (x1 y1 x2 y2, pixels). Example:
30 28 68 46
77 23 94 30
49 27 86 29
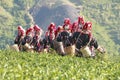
0 50 120 80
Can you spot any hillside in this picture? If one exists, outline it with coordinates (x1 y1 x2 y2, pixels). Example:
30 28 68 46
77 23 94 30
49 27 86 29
0 0 120 54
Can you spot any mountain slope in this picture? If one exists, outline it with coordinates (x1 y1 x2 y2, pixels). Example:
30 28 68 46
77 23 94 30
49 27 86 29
30 4 79 30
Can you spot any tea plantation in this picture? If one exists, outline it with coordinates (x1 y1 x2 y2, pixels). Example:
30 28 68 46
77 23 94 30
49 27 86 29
0 50 120 80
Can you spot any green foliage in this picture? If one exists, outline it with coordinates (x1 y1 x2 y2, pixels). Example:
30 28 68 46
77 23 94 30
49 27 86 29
0 50 120 80
0 0 36 48
14 0 35 10
0 0 14 8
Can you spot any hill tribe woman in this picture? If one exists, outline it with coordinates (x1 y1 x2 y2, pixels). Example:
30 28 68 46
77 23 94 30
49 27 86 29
14 26 25 51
